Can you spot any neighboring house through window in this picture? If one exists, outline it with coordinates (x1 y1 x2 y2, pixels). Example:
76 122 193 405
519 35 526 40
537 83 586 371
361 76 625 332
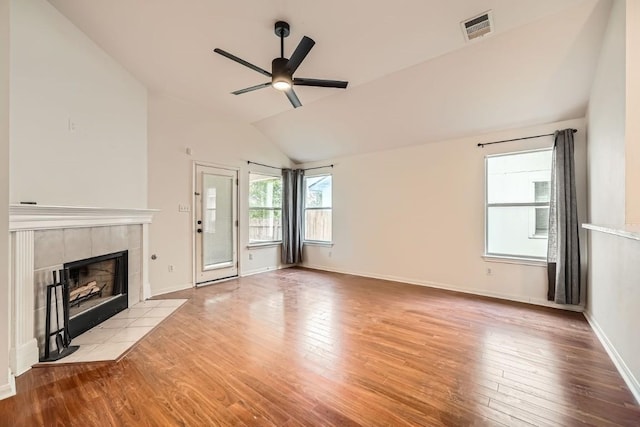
485 149 552 259
533 180 550 237
248 173 282 244
304 175 332 243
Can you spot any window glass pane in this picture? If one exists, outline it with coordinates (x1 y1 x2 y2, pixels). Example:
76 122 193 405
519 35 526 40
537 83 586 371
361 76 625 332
486 149 553 259
534 181 550 203
305 176 332 208
487 151 552 204
304 175 332 242
304 209 332 241
249 208 282 242
202 174 233 266
249 173 282 243
249 173 282 208
535 207 549 236
487 206 548 258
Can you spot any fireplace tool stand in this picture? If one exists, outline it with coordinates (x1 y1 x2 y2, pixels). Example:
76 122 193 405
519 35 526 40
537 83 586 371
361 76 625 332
40 269 79 362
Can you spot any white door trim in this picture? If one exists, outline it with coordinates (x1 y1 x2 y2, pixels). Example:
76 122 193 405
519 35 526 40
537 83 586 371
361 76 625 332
192 161 240 286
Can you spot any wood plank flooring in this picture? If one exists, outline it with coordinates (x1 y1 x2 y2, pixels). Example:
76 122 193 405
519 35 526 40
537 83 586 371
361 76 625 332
2 267 639 426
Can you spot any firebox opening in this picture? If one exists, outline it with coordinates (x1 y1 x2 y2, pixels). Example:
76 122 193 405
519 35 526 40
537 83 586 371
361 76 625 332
64 250 128 338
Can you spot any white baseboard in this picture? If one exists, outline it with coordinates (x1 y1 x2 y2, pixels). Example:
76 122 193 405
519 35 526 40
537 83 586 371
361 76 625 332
301 263 584 312
9 338 39 376
584 311 640 404
241 264 291 277
0 369 16 401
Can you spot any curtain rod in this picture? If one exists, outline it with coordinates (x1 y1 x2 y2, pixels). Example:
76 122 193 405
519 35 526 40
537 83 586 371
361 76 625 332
247 160 334 171
247 161 281 170
477 128 577 148
302 164 333 171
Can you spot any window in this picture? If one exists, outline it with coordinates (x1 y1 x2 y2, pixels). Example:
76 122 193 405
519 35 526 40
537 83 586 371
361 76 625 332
485 149 552 259
304 175 332 242
248 173 282 244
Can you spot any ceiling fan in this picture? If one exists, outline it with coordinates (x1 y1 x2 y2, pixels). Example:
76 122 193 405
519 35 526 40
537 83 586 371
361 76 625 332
214 21 348 108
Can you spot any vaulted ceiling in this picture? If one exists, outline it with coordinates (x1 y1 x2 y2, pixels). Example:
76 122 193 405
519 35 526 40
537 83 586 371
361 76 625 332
48 0 611 163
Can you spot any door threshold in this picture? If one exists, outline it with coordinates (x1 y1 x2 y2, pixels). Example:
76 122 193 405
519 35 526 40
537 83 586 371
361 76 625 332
196 275 238 287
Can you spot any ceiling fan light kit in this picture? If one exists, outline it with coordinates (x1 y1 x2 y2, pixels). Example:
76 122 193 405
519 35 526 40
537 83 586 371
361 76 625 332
214 20 348 108
271 57 292 91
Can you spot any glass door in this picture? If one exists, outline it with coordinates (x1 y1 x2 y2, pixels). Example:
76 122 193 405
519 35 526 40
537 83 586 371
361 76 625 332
195 164 238 284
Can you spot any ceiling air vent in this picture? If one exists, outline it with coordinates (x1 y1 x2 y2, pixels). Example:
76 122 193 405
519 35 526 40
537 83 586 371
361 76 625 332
461 10 494 42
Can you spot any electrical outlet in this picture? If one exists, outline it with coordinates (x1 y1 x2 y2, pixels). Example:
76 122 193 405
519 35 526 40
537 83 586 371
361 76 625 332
168 265 174 273
248 253 253 260
178 204 191 212
486 268 492 275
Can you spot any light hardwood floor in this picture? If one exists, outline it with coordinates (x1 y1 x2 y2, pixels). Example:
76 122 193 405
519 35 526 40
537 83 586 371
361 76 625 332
2 267 639 426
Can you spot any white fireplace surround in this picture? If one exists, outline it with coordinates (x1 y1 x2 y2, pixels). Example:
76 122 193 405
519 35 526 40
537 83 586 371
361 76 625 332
8 205 157 378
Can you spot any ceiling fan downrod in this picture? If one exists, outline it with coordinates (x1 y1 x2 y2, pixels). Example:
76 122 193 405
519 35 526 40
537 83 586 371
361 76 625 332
274 21 290 59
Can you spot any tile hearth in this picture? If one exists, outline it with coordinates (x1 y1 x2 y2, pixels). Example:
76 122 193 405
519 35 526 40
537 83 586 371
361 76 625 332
40 299 187 364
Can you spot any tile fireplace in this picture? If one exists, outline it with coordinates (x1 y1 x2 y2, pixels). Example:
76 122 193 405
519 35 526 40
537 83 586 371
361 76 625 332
8 205 156 377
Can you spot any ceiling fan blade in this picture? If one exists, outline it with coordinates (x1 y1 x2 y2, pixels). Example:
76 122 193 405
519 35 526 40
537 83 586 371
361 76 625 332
294 78 349 89
287 36 315 74
231 82 272 95
213 48 272 77
284 88 302 108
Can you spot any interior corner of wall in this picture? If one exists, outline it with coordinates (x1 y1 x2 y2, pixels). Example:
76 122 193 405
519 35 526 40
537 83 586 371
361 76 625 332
584 310 640 404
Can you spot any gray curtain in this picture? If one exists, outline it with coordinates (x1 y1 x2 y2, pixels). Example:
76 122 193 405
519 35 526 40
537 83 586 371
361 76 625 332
282 168 305 264
547 129 581 304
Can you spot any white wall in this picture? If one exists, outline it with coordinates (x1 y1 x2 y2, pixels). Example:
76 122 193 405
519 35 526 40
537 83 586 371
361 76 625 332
302 118 587 308
2 0 148 399
0 0 13 401
9 0 147 209
586 0 640 402
588 0 626 226
626 0 640 224
147 94 292 296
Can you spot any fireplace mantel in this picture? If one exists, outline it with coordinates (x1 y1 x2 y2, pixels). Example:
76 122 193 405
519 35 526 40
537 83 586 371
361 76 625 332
8 204 157 380
10 204 157 231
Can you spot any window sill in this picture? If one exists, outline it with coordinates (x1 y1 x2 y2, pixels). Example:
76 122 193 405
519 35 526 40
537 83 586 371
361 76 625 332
482 255 547 267
247 242 282 249
303 241 334 248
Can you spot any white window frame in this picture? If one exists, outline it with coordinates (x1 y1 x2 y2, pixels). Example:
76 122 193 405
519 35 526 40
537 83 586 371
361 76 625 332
484 148 552 262
303 173 333 244
248 172 283 245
